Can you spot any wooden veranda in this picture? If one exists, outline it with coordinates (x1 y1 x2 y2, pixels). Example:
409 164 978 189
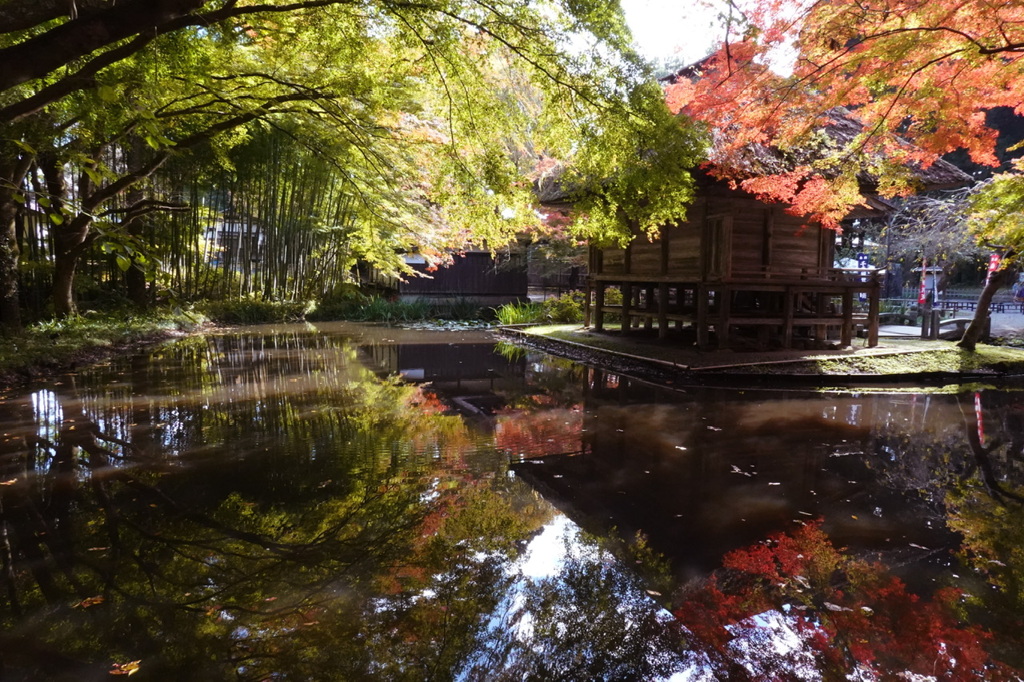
586 266 882 350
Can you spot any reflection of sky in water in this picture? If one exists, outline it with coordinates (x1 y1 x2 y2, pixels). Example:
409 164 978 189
31 389 61 444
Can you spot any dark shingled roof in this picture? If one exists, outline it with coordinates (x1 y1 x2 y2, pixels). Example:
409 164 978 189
712 107 973 191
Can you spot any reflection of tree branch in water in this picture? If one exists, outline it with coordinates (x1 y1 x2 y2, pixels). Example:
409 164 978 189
958 396 1024 505
6 415 424 618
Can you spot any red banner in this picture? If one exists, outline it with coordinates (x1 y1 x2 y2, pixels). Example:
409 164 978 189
985 253 1001 285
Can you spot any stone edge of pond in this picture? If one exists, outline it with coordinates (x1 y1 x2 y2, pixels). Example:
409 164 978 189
498 326 1024 389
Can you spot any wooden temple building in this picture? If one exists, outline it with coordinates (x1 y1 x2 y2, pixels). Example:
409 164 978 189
541 113 972 350
584 172 886 350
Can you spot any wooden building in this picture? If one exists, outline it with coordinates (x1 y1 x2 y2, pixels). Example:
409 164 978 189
360 249 527 306
564 114 973 350
583 172 888 349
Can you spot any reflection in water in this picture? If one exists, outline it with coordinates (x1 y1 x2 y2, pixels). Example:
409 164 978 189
0 323 1021 679
515 368 1024 679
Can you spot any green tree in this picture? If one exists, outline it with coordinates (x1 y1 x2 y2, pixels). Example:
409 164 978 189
0 0 705 329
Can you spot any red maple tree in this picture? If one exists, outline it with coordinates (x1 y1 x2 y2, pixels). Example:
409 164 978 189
665 0 1024 226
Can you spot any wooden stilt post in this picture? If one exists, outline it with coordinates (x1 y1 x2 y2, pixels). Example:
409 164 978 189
841 289 854 347
696 284 709 348
658 282 669 339
621 283 632 334
868 276 880 347
717 286 731 349
584 280 592 328
782 287 794 348
644 285 654 331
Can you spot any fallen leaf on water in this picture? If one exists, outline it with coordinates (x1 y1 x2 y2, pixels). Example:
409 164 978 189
73 595 105 609
110 660 141 676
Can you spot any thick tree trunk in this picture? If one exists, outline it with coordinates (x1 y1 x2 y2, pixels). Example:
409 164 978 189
41 156 91 318
51 248 82 318
957 263 1013 351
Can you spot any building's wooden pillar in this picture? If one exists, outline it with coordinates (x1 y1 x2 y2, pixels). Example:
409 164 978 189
782 287 794 348
584 280 592 328
658 282 669 339
621 283 632 334
644 285 655 331
868 277 880 347
660 226 669 276
717 286 731 349
696 284 709 348
841 289 854 346
594 283 605 331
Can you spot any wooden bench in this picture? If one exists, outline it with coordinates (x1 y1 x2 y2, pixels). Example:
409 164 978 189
936 317 974 340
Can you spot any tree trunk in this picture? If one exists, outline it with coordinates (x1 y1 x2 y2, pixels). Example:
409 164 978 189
51 247 82 318
0 196 22 333
41 156 90 318
0 149 32 334
125 142 149 309
957 262 1013 351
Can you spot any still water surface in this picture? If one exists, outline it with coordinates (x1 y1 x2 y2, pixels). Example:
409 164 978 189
0 322 1021 680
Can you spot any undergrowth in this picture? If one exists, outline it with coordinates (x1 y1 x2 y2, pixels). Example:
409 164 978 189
0 309 205 380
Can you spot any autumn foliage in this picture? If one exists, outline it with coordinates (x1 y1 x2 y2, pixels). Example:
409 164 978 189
666 0 1024 227
674 521 1015 680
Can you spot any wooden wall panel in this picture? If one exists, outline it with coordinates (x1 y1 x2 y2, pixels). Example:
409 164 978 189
729 211 766 275
602 249 626 274
666 226 700 279
771 224 823 271
630 243 662 275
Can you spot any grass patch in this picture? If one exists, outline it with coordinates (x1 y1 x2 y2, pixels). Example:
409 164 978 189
494 301 544 325
0 309 205 381
201 298 314 324
812 345 1024 375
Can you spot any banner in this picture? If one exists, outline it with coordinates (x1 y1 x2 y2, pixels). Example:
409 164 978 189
918 258 927 305
985 253 1001 286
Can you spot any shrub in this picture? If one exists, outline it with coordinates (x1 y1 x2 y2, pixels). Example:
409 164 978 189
307 284 369 321
542 290 585 323
202 298 314 324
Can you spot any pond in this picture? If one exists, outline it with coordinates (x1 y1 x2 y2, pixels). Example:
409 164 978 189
0 322 1021 681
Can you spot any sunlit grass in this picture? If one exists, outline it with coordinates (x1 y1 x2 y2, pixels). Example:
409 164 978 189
513 324 1024 378
0 309 204 380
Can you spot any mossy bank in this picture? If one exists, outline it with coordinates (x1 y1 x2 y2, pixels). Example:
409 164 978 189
504 324 1024 389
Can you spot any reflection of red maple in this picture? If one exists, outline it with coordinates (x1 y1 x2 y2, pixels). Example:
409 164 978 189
674 521 1015 680
407 387 447 415
495 407 583 458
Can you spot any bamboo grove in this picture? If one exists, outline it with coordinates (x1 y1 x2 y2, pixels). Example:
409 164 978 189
15 127 368 314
